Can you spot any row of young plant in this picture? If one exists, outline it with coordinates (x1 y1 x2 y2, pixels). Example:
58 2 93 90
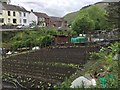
2 59 74 82
2 73 54 89
2 53 78 89
54 42 120 89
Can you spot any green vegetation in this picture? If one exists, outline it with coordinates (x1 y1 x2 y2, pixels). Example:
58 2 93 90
39 2 120 89
64 11 79 26
2 28 76 50
72 5 108 35
64 3 108 28
55 42 120 89
65 2 120 35
72 15 95 34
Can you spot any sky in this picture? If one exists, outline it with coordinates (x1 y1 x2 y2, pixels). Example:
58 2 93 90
10 0 103 17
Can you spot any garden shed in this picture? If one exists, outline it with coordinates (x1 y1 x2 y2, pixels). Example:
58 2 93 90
53 35 71 45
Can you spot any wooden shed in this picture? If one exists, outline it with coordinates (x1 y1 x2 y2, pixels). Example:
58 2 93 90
53 35 71 45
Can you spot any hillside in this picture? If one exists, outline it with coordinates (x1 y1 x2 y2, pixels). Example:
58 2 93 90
63 11 79 25
63 2 109 25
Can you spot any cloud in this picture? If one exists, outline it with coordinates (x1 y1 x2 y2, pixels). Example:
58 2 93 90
11 0 102 17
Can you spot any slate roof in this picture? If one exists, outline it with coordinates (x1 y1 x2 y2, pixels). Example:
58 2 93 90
33 12 49 18
2 3 29 12
50 17 63 21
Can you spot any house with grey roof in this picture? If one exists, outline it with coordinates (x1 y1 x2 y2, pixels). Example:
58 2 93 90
0 2 29 26
29 10 50 27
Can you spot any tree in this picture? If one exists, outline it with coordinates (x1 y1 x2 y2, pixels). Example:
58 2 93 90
72 15 95 35
72 5 108 34
41 35 53 47
85 5 108 30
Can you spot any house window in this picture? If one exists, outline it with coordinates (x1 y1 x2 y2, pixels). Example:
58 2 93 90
24 13 26 17
19 12 22 17
23 19 27 23
13 19 17 23
8 18 10 23
8 11 10 16
43 23 46 27
2 18 4 23
0 18 4 23
13 12 16 16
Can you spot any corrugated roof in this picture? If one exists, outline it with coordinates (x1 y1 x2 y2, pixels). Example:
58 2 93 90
33 12 49 18
2 3 29 12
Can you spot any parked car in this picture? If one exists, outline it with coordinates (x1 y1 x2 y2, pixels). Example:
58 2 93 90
16 25 23 29
16 25 30 29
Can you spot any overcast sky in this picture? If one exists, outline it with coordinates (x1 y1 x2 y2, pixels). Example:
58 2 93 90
11 0 103 17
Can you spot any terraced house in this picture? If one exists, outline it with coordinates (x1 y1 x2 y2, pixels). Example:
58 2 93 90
29 10 50 27
29 10 68 28
0 2 29 26
0 0 68 28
